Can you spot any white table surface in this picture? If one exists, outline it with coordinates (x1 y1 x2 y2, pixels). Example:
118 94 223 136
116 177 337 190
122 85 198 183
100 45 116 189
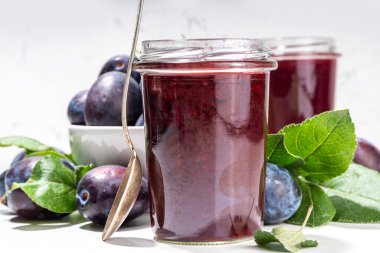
1 205 379 253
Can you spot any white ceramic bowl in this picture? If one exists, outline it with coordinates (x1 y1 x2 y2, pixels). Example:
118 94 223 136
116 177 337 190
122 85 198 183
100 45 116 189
68 125 147 177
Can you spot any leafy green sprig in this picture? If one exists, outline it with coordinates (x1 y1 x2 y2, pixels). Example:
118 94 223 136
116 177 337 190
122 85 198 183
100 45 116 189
267 110 380 225
0 136 94 213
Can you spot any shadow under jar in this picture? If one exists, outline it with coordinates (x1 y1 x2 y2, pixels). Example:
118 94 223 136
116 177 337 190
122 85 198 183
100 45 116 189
267 37 340 133
135 39 277 245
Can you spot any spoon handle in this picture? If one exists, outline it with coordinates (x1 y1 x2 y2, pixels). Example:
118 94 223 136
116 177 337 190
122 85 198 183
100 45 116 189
122 0 145 151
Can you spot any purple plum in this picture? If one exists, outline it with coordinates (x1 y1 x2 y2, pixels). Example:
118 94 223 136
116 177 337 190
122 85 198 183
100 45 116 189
68 89 88 125
5 157 69 219
354 137 380 172
84 71 143 126
76 165 149 225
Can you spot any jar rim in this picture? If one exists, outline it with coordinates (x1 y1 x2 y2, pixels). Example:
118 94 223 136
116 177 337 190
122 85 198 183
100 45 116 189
141 38 269 51
265 36 339 56
138 38 274 63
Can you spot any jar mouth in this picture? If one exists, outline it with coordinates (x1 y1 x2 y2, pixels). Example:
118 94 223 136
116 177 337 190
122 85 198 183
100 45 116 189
139 38 273 63
266 37 339 57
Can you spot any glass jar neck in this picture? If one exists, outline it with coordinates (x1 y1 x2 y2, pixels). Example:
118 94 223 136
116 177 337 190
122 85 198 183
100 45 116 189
135 38 278 73
266 37 339 59
138 38 273 63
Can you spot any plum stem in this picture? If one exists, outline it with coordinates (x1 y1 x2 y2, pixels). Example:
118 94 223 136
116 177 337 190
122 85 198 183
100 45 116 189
301 205 314 230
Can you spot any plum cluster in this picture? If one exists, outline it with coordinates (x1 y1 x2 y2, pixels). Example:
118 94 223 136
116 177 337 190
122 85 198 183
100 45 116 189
67 55 144 126
1 138 380 224
1 152 74 219
0 151 149 225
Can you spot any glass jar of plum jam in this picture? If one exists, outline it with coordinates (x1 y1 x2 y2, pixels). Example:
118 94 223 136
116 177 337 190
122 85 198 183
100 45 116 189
267 37 340 133
135 39 277 245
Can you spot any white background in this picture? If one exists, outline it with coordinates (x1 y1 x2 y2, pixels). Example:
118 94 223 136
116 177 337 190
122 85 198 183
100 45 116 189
0 0 379 251
1 0 380 167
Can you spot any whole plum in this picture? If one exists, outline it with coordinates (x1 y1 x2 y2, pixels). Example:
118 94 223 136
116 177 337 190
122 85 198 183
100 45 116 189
84 71 143 126
76 165 149 225
99 55 141 83
264 163 302 225
5 157 69 219
354 137 380 172
67 89 88 125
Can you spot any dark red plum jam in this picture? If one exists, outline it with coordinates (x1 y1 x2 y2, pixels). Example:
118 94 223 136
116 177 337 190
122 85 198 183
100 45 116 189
143 69 267 243
269 55 337 133
136 39 277 244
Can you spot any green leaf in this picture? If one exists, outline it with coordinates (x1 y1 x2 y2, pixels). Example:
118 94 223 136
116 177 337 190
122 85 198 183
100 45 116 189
255 230 279 245
300 240 318 248
255 228 318 253
271 226 306 252
0 136 49 152
281 110 357 182
322 163 380 223
255 206 318 252
27 149 75 164
267 134 303 167
65 153 75 164
287 178 336 227
31 156 76 188
75 164 95 185
13 181 76 213
11 156 77 213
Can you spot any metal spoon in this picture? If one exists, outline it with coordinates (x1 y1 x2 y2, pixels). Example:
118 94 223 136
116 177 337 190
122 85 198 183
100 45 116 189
102 0 145 241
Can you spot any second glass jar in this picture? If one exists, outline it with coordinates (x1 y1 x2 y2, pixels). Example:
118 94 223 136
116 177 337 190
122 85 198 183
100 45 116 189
268 37 340 133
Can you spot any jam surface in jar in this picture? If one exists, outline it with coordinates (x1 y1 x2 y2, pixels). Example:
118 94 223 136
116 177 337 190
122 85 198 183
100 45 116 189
142 62 269 243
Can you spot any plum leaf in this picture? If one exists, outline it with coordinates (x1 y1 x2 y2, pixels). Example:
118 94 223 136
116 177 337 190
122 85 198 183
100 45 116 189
27 149 75 164
11 156 77 213
267 134 303 168
255 206 318 252
0 136 49 152
281 110 357 183
287 178 336 227
75 164 95 185
12 181 76 213
322 163 380 223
